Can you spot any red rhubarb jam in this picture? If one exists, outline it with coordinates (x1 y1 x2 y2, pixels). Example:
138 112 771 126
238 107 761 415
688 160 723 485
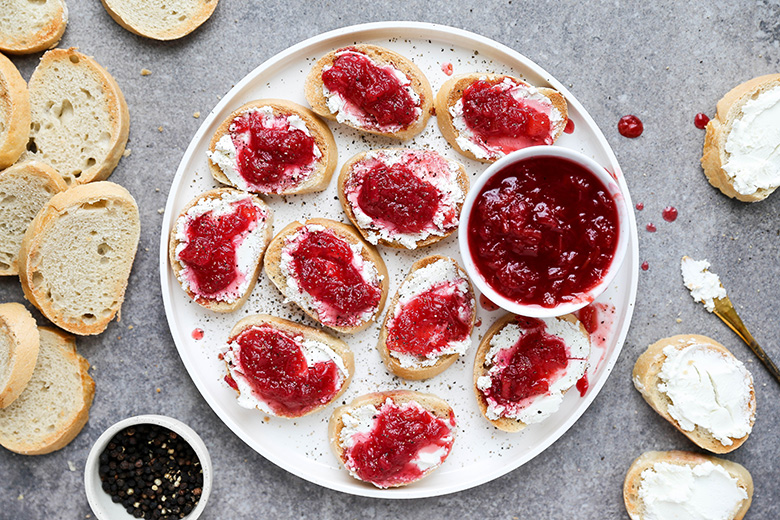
467 156 620 307
286 226 382 327
322 49 418 130
228 325 342 417
344 399 454 488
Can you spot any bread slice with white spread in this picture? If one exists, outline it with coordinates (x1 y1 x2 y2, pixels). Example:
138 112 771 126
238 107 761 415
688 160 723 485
0 303 39 409
701 74 780 202
0 52 31 170
632 334 755 453
0 0 68 55
100 0 218 40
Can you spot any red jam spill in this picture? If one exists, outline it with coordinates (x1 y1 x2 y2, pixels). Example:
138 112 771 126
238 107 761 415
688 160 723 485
575 302 614 367
322 50 417 128
233 326 341 416
346 401 453 488
289 228 381 326
662 206 678 222
191 328 204 340
387 282 471 357
178 198 260 296
462 79 553 153
641 261 649 271
224 374 238 391
646 223 657 233
575 305 599 334
564 118 575 134
441 62 453 76
635 202 644 211
468 156 620 307
479 293 500 311
618 115 643 138
576 373 589 397
231 110 317 192
694 113 710 129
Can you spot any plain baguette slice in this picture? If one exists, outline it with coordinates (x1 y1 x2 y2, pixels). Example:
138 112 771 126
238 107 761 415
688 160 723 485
0 327 94 455
25 48 129 186
0 52 30 169
632 334 756 453
0 161 67 275
701 74 780 202
100 0 218 40
305 44 433 140
0 0 67 55
18 181 140 335
623 450 753 520
435 73 568 163
377 255 475 380
208 99 337 195
0 303 39 409
264 218 389 334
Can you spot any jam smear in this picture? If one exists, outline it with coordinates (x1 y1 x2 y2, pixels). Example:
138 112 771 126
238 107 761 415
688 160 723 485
575 305 599 334
347 401 453 488
641 261 649 271
635 202 644 211
178 199 260 296
646 223 657 233
479 293 500 312
322 50 418 128
233 326 341 416
191 328 204 340
441 62 453 76
564 118 575 134
224 374 238 391
467 156 620 307
662 206 678 222
694 113 710 129
576 373 589 396
618 115 643 138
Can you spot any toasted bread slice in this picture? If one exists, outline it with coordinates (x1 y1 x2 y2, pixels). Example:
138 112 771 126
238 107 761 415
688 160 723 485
207 99 337 195
0 161 67 275
435 73 568 163
378 255 475 380
338 148 469 249
0 0 67 55
0 327 94 455
0 52 30 169
329 390 455 488
24 48 129 186
0 303 39 409
473 313 589 432
701 74 780 202
223 314 354 418
632 334 755 453
264 218 388 333
100 0 218 40
18 181 140 335
169 188 273 312
624 450 753 520
305 44 433 140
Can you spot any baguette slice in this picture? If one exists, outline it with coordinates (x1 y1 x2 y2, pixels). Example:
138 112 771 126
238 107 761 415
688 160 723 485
100 0 218 40
624 450 753 520
25 48 129 186
18 181 140 335
338 148 469 249
0 52 30 169
264 218 389 333
435 73 568 163
701 74 780 202
378 255 475 380
0 0 67 55
305 44 433 140
169 188 273 312
223 314 354 418
329 390 456 488
0 303 39 409
0 327 94 455
632 334 755 453
0 161 67 275
207 99 337 195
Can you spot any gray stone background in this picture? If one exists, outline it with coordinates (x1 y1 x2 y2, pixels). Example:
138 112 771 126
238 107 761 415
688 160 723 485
1 0 779 518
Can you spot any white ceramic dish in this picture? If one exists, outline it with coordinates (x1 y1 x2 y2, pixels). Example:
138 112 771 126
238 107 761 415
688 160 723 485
160 21 638 498
84 414 212 519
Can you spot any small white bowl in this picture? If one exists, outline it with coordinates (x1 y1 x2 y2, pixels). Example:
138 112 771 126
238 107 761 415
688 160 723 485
85 415 212 520
458 146 630 318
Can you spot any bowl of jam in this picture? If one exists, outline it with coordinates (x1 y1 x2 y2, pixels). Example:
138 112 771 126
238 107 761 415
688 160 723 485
459 146 630 317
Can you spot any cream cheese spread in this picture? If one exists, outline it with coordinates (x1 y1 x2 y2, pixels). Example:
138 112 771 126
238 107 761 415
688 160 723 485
680 256 726 312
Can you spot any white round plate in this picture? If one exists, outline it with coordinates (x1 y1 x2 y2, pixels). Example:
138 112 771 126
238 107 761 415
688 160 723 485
160 22 638 499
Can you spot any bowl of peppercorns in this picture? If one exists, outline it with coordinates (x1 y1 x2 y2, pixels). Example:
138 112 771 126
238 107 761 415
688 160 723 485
85 415 212 520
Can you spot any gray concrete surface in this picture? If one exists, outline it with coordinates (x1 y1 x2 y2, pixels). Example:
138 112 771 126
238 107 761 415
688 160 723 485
1 0 779 518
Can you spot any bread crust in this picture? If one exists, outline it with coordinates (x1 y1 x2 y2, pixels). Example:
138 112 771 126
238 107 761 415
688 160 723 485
337 149 469 249
435 73 568 163
623 450 753 520
304 44 433 140
0 53 31 170
473 313 587 432
0 303 39 409
632 334 756 453
701 74 780 202
100 0 218 41
168 188 273 313
263 218 389 334
377 255 475 380
224 314 354 418
207 99 337 195
0 0 67 54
